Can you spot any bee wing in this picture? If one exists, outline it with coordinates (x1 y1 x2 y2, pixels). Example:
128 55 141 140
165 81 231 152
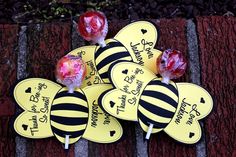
164 83 213 144
14 78 62 138
67 45 103 87
114 21 162 73
82 84 123 143
99 61 156 121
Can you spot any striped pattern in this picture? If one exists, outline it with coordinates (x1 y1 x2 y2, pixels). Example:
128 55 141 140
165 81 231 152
138 78 178 133
50 88 89 144
95 39 133 83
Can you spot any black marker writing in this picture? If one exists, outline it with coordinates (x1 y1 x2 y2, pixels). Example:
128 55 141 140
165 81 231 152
116 95 127 114
175 98 191 125
91 100 103 128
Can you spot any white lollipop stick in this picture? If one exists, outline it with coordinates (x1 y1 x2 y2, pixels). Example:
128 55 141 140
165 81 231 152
145 123 154 140
65 135 70 149
96 37 106 47
161 77 170 84
68 87 74 94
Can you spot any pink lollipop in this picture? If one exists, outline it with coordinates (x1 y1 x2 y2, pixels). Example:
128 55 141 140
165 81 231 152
156 49 187 84
77 11 108 47
56 55 86 93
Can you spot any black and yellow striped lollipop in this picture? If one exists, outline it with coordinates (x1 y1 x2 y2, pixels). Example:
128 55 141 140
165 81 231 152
13 78 123 148
100 61 213 144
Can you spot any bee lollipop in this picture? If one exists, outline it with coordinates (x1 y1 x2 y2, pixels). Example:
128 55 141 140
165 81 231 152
56 55 86 93
145 49 187 139
69 21 162 87
13 79 123 150
78 11 108 47
99 61 213 144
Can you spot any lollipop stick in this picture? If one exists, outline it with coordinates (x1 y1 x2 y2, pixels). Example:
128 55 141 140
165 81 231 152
65 135 70 149
68 87 74 93
161 77 170 84
145 123 154 140
98 38 106 47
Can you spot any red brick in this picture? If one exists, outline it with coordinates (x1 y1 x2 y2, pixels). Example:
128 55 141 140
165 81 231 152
27 139 74 157
0 138 15 157
89 122 136 157
0 24 17 116
27 22 71 79
0 24 18 157
197 16 236 157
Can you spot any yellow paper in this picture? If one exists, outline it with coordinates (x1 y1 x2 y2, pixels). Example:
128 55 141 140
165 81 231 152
82 84 123 143
14 78 61 138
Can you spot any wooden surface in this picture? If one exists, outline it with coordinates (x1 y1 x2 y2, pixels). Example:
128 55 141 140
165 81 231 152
0 24 18 157
0 17 235 157
197 16 236 157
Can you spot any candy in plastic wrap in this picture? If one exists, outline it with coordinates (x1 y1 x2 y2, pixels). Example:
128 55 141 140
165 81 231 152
77 11 108 47
156 49 187 84
56 55 86 93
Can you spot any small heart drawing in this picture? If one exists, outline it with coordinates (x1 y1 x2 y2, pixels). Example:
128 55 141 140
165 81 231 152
110 101 115 108
189 132 195 138
25 87 31 93
110 130 116 137
200 97 205 104
22 124 28 131
122 69 128 74
141 29 147 34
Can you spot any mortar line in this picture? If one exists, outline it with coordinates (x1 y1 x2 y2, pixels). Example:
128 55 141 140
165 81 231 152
186 19 207 157
72 21 89 157
15 25 28 157
135 124 148 157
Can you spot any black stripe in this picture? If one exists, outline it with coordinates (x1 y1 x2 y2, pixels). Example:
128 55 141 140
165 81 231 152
51 103 88 113
148 79 178 96
51 126 85 138
95 42 124 59
50 115 88 125
99 72 108 80
139 99 175 118
54 91 87 101
138 111 168 129
98 56 133 79
96 51 130 71
142 90 178 108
